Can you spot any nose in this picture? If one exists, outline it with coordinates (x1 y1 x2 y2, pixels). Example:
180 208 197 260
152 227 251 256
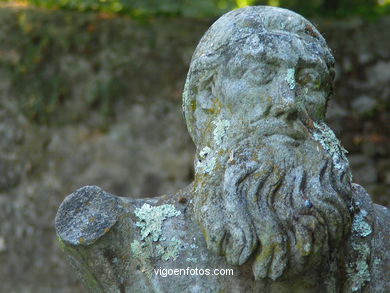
271 83 298 121
271 97 298 121
270 101 298 121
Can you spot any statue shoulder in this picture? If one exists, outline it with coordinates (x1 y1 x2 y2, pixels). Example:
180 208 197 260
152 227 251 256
369 203 390 292
349 183 390 293
55 185 198 292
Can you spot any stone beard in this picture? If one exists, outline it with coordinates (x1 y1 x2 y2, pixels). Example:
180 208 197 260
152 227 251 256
193 123 353 280
184 7 355 281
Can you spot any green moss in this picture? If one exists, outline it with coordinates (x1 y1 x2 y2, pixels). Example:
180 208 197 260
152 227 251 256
81 265 101 290
316 105 326 120
57 234 101 290
57 235 66 250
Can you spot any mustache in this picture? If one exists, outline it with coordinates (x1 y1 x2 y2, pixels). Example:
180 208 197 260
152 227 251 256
247 117 309 141
245 100 318 143
219 117 309 153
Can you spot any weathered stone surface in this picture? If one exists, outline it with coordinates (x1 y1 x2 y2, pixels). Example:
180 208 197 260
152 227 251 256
56 186 123 246
1 4 390 293
56 6 390 293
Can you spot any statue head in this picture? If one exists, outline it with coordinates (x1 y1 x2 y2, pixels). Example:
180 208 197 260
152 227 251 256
183 6 353 280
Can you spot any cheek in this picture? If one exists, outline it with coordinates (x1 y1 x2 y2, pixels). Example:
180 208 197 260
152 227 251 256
220 78 246 106
221 79 273 118
303 92 327 120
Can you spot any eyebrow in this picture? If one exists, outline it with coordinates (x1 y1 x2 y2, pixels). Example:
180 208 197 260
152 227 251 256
296 56 330 73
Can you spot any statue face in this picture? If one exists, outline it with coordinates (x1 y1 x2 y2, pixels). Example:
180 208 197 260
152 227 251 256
192 40 335 152
183 6 336 147
212 41 334 141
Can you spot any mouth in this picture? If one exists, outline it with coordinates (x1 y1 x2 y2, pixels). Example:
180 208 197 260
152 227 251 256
250 118 308 141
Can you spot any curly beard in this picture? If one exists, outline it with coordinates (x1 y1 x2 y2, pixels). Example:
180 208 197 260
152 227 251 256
193 123 353 280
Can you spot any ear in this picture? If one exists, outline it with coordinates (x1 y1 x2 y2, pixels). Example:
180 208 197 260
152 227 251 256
184 69 218 146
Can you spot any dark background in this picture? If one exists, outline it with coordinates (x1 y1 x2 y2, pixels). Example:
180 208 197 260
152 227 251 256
0 0 389 292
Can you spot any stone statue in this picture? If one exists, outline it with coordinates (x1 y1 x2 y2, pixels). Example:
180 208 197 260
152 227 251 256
55 6 390 293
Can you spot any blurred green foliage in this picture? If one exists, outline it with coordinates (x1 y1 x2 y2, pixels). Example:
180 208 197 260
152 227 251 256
249 0 390 18
2 9 99 124
0 7 207 125
2 0 237 18
1 0 390 18
0 0 389 125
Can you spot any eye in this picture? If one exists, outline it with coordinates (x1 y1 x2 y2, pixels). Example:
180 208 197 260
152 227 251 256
297 69 321 89
244 63 276 85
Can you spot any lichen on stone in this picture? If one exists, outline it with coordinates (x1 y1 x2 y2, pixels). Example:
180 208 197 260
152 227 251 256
189 243 198 249
352 209 372 237
349 260 370 292
130 240 146 258
373 258 381 266
186 257 198 263
157 238 183 261
134 203 181 241
131 236 184 276
347 242 371 292
213 119 230 147
312 121 350 173
131 240 153 275
199 146 212 159
131 204 183 276
195 146 216 174
346 209 372 292
285 68 296 90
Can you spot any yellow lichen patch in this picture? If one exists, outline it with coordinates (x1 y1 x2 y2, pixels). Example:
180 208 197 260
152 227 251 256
226 103 234 113
295 239 311 257
251 152 258 161
191 99 197 112
79 237 85 244
210 98 222 115
254 244 274 263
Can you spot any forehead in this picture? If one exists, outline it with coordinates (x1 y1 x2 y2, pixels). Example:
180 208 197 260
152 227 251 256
224 33 331 75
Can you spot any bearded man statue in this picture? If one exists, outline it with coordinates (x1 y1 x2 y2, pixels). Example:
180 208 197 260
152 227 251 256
56 6 390 293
